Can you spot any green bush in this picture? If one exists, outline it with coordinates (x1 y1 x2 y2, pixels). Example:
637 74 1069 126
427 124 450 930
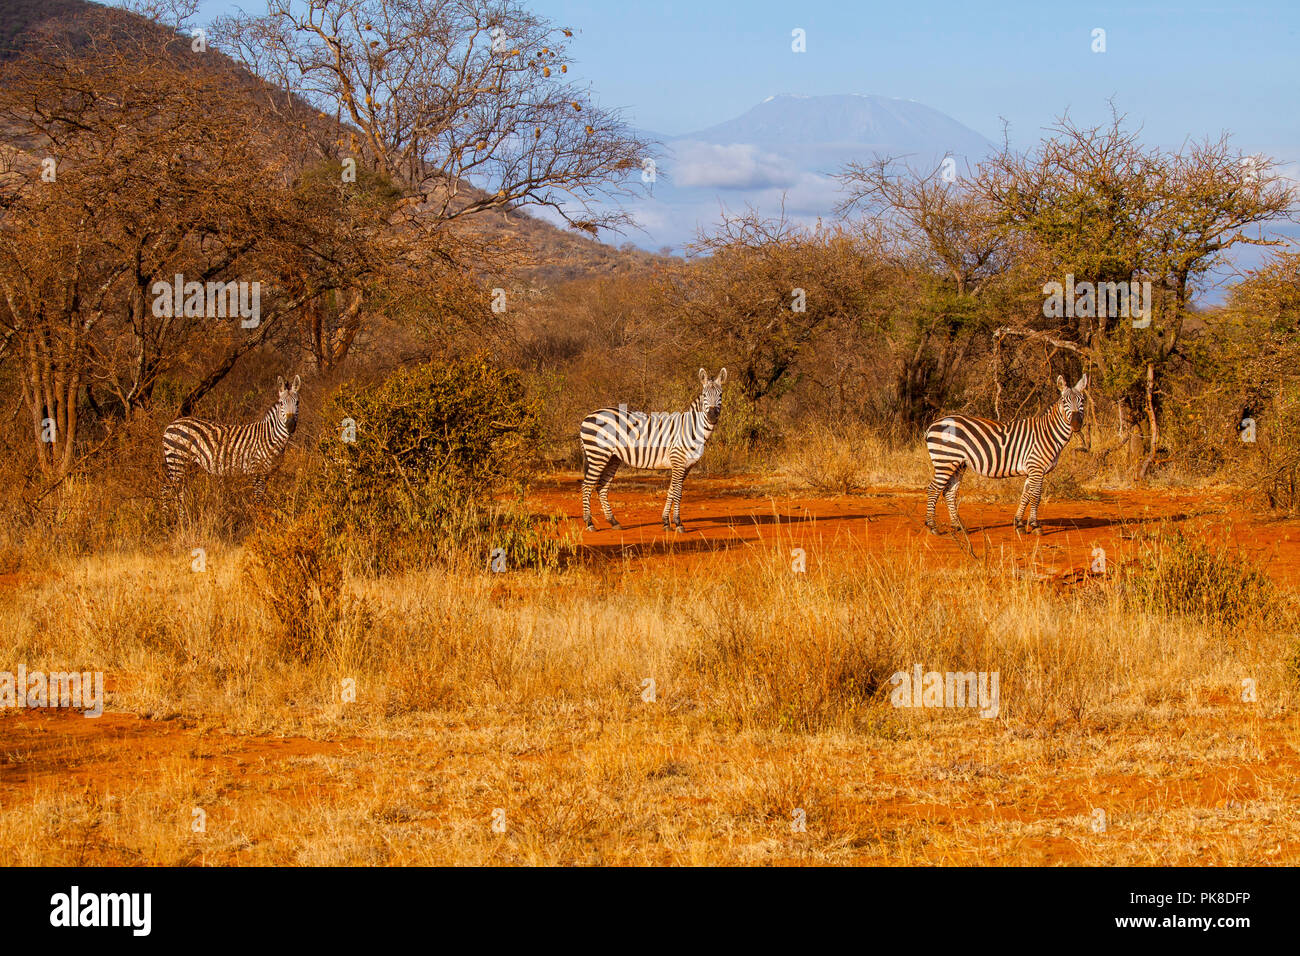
308 358 572 570
1118 529 1288 629
321 358 540 502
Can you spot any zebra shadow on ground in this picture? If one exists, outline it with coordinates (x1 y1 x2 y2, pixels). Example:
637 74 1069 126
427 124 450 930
1040 513 1196 531
580 511 877 535
579 534 757 563
941 511 1200 536
690 512 880 527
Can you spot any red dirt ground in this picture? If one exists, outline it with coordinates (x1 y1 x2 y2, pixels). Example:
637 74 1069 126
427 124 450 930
2 478 1297 864
532 475 1300 586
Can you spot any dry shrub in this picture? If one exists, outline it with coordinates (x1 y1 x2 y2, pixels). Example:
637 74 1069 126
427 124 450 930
696 392 782 476
1117 528 1290 629
242 508 371 663
783 421 871 493
688 600 891 733
780 421 929 492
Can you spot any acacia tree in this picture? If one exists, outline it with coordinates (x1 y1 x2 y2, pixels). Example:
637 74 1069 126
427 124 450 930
212 0 652 373
974 114 1294 474
279 157 506 377
0 14 324 472
0 162 121 477
215 0 647 228
681 212 885 412
835 157 1022 428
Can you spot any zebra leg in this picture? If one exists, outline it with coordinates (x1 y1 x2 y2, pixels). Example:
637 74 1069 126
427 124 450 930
581 455 603 531
1015 471 1044 533
662 466 686 531
944 465 966 533
669 464 693 532
251 475 268 503
1014 477 1031 531
596 458 621 530
167 476 187 522
163 451 187 522
926 462 959 534
1027 470 1046 534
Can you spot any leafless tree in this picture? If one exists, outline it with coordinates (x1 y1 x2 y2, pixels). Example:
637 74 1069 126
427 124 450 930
211 0 653 234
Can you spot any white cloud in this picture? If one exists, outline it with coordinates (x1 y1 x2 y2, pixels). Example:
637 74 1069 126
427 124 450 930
668 141 798 190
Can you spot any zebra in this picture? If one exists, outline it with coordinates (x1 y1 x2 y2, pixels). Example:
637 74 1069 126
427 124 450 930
580 368 727 532
924 374 1088 536
163 375 301 506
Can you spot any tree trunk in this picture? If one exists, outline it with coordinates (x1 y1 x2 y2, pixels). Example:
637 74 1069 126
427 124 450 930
178 313 282 417
1138 363 1157 481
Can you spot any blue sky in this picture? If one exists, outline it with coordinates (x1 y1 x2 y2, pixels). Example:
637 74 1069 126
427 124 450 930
194 0 1300 155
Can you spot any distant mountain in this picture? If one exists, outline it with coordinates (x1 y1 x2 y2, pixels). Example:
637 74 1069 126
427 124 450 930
615 94 995 253
684 93 992 160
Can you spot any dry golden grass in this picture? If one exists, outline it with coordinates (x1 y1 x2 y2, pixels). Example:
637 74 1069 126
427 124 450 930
1 524 1297 865
776 422 930 493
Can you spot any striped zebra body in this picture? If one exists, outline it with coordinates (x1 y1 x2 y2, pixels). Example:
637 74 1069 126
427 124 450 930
580 368 727 531
925 375 1087 535
164 375 300 505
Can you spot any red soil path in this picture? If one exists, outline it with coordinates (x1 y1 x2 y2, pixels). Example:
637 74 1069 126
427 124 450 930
531 475 1300 586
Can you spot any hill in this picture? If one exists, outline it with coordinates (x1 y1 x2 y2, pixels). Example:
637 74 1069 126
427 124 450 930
0 0 663 284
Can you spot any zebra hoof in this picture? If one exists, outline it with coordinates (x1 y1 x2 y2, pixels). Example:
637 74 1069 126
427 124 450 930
673 523 685 533
1013 519 1025 533
925 521 941 536
609 519 623 530
585 522 597 532
952 522 966 534
1029 522 1043 535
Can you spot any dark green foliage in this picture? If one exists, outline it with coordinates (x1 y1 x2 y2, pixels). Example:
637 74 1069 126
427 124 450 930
318 357 540 514
307 358 570 570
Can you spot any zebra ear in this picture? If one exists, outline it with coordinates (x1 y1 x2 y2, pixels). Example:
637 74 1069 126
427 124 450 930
1076 373 1088 391
1055 375 1067 393
291 375 302 393
717 368 728 384
698 368 707 386
277 375 286 394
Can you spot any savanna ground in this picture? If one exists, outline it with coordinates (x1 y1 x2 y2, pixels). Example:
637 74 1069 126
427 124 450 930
2 469 1297 866
3 0 1300 870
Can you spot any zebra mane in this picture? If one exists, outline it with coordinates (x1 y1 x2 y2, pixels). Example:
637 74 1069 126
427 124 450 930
259 398 293 448
1033 399 1075 450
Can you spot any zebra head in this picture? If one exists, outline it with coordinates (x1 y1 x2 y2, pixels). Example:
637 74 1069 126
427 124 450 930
1056 374 1088 433
697 367 728 425
276 375 301 435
